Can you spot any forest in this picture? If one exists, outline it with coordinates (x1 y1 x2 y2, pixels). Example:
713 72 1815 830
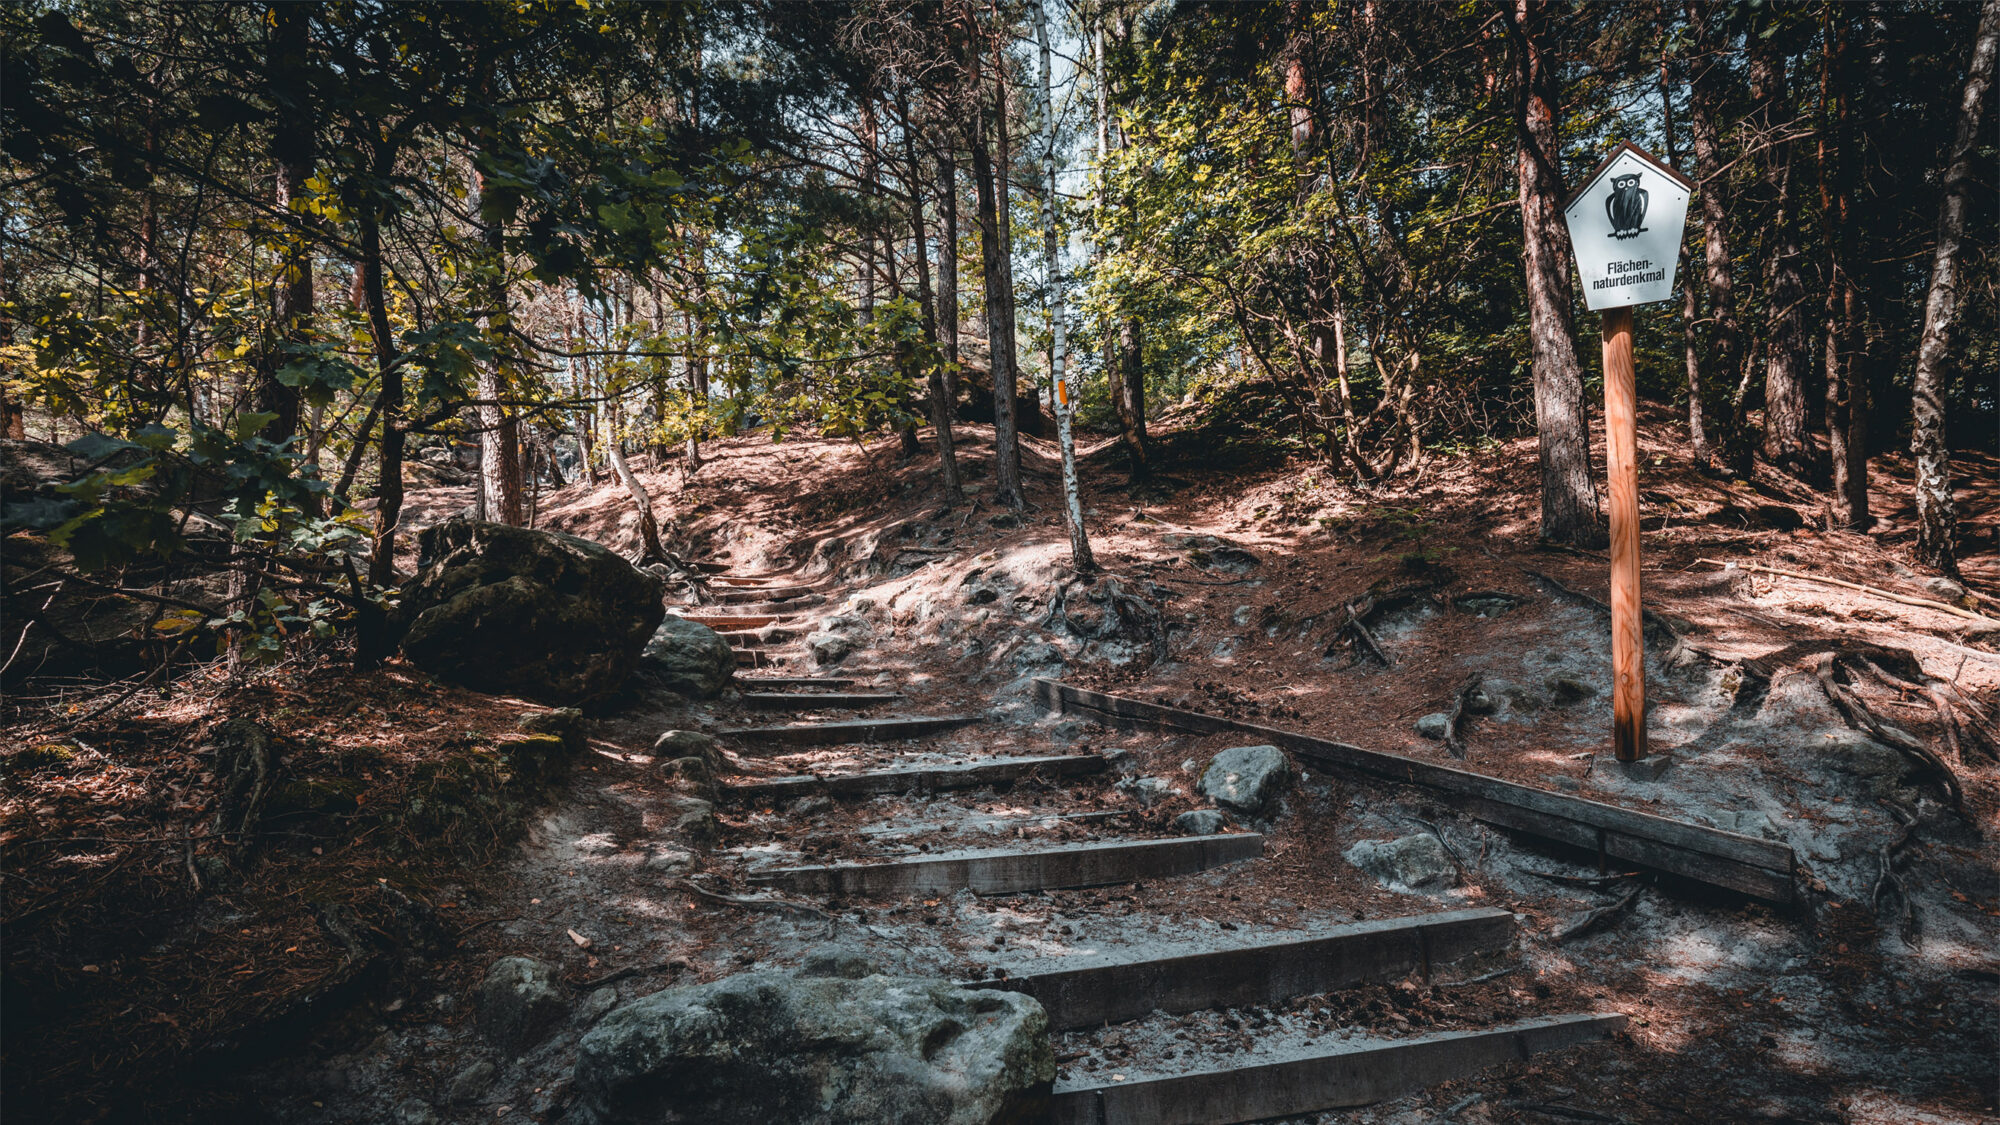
2 1 1998 1123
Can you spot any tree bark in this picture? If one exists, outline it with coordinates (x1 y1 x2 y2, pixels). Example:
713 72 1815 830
473 168 524 525
258 5 311 449
1911 0 2000 573
1751 44 1813 477
1819 15 1869 530
971 15 1024 509
939 148 962 426
1685 3 1748 476
902 96 960 496
1037 0 1092 571
1102 11 1148 481
1507 0 1601 547
1659 41 1708 465
359 209 403 588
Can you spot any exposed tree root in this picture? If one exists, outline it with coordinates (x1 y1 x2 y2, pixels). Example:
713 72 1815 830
1813 653 1964 808
1554 885 1644 943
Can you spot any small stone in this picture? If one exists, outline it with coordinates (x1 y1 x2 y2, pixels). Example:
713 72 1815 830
1230 605 1255 627
448 1057 499 1104
664 796 717 848
1344 834 1458 892
798 944 879 980
1600 754 1673 782
1173 809 1231 836
578 986 621 1026
1197 745 1291 814
518 707 586 753
1116 776 1180 808
644 847 694 873
1544 675 1599 706
475 957 567 1054
394 1099 442 1125
808 633 854 665
1924 576 1970 604
658 756 713 787
1011 641 1064 669
651 729 720 764
1414 712 1453 740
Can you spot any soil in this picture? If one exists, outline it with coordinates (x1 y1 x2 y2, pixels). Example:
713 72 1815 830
5 401 1996 1123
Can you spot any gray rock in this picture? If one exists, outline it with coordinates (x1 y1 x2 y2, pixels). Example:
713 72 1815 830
1197 745 1291 814
1230 605 1256 627
1600 753 1673 781
799 944 880 980
1116 775 1180 808
659 756 715 795
1545 674 1599 706
1011 641 1064 669
1414 712 1453 740
393 1099 441 1125
988 512 1022 529
791 794 833 816
446 1057 498 1104
520 707 586 753
572 969 1054 1125
578 986 621 1027
642 618 736 700
665 796 717 848
1344 834 1458 891
809 632 855 665
1173 809 1232 836
651 728 720 764
1462 687 1497 715
1924 576 1970 604
644 846 694 873
475 956 567 1054
400 519 666 705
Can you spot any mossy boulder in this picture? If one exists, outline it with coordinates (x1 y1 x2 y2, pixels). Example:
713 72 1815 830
399 520 665 706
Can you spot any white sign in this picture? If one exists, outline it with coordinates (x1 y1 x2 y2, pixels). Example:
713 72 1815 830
1562 141 1694 312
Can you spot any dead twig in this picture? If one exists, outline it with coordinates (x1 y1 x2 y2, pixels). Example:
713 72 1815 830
1697 557 1998 625
1522 868 1644 890
1441 674 1481 760
1330 595 1393 667
674 878 833 923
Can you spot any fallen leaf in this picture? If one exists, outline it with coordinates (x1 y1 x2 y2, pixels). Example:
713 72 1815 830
568 928 593 949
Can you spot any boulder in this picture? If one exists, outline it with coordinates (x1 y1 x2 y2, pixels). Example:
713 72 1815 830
399 520 664 706
1198 745 1291 814
1173 809 1232 836
1344 834 1457 892
651 729 721 765
519 707 586 754
572 969 1054 1125
808 632 855 666
475 956 568 1054
641 617 736 700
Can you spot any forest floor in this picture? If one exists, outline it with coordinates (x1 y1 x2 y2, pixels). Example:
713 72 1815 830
4 394 1998 1123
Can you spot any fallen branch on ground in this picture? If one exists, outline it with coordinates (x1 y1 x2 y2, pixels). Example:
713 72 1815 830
674 878 833 922
1698 558 1997 625
1441 674 1481 760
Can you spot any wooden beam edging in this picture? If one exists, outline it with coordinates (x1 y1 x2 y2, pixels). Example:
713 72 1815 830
745 833 1263 897
1033 679 1796 904
1049 1013 1626 1125
719 714 984 751
968 907 1515 1030
721 754 1109 801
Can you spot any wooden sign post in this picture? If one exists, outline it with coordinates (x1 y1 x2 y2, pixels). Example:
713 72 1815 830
1562 142 1694 767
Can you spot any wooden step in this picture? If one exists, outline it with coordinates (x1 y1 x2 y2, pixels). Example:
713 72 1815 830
969 907 1514 1031
720 597 825 616
736 676 859 690
1034 678 1798 905
1049 1013 1626 1125
733 649 773 668
721 715 982 751
724 629 795 649
718 586 814 604
722 754 1108 801
676 614 784 631
741 692 901 710
746 833 1262 897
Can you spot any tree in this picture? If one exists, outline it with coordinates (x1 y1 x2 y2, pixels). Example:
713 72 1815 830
1505 0 1601 547
968 2 1025 509
1911 0 2000 574
1036 0 1092 570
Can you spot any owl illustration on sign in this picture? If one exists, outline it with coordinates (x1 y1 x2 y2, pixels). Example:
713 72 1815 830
1606 173 1649 239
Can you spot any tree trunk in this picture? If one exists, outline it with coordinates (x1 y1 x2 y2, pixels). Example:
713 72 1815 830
359 209 404 588
1751 45 1813 477
1685 2 1748 476
939 149 962 426
1102 13 1148 481
473 168 524 525
1508 0 1601 547
903 99 961 496
1820 16 1869 530
1911 0 2000 573
1659 42 1708 465
607 414 669 564
1037 0 1093 571
971 20 1024 509
258 6 311 450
